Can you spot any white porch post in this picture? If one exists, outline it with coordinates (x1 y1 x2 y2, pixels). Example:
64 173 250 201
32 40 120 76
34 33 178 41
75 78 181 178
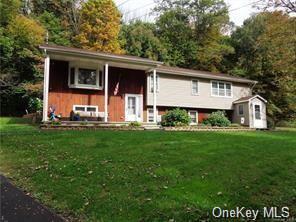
104 63 109 122
153 69 157 123
42 55 50 122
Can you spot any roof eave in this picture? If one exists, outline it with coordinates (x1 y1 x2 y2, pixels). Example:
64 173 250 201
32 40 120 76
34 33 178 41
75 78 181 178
156 69 256 84
39 45 163 66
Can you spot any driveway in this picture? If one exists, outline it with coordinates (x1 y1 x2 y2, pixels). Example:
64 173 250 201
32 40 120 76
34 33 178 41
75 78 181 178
0 175 65 222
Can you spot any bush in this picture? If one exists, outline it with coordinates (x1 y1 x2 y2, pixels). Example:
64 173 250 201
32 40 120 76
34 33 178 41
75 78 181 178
202 111 231 127
128 121 141 127
161 108 190 126
28 97 43 113
230 123 241 127
276 119 296 128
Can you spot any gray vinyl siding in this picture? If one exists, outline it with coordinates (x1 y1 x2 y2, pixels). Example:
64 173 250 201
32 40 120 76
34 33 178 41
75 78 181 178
147 73 252 110
233 102 250 126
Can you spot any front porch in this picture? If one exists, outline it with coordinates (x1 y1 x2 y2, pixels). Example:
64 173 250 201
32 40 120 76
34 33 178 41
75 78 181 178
41 44 162 124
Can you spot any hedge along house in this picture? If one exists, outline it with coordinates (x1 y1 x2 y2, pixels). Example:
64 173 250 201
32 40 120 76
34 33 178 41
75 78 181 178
40 44 268 128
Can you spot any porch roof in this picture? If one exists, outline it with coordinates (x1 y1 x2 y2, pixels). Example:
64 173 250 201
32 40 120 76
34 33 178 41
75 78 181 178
40 44 163 71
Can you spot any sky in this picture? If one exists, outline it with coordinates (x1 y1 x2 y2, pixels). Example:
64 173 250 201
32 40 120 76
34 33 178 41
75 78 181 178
114 0 261 26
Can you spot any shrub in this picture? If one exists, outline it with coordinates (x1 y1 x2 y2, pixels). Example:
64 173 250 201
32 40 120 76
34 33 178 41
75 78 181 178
161 108 190 126
202 111 231 127
28 97 43 113
128 121 141 127
230 123 241 127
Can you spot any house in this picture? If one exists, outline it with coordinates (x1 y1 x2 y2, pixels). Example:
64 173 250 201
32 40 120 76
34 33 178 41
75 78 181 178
40 44 267 128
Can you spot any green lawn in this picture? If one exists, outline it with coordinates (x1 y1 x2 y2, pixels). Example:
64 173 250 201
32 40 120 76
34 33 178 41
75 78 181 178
1 117 296 221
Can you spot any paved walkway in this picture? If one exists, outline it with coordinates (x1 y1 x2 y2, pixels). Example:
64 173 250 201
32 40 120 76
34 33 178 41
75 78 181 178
1 175 65 222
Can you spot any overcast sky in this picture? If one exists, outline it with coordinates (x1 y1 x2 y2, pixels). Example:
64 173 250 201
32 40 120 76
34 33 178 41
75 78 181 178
114 0 261 26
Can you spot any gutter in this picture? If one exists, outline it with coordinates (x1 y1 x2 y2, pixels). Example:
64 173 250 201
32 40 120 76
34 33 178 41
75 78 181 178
156 68 256 84
39 45 163 67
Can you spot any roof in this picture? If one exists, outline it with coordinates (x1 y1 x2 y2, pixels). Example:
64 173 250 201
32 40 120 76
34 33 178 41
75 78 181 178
40 44 163 66
156 65 257 84
233 95 267 104
40 44 256 84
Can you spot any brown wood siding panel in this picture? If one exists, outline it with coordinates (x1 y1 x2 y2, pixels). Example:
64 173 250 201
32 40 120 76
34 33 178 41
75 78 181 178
48 60 146 121
108 67 146 122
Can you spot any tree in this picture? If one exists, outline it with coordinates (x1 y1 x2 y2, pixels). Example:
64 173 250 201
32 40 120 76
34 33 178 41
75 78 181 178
0 15 45 116
154 0 233 71
258 0 296 13
156 9 198 67
119 21 167 61
228 12 296 124
74 0 122 53
6 15 45 81
38 11 71 46
0 0 21 26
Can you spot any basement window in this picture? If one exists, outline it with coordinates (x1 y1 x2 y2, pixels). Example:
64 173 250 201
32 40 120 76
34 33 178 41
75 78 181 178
73 105 98 112
188 111 198 124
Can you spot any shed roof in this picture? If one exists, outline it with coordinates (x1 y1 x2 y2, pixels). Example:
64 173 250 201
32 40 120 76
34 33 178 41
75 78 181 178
233 95 267 104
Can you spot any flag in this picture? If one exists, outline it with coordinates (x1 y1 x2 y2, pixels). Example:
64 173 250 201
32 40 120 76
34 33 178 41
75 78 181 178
114 74 121 95
114 82 119 95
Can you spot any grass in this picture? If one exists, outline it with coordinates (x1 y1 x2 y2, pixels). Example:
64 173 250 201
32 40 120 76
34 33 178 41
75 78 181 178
1 117 296 221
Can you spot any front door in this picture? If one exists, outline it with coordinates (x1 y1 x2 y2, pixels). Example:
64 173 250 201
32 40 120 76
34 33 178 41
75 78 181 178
253 103 263 128
125 94 142 122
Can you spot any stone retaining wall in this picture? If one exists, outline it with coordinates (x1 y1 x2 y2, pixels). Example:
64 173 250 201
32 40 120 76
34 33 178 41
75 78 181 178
163 126 255 131
40 124 145 131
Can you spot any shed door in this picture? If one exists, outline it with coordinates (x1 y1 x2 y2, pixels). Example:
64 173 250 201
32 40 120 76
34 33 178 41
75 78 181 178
253 103 263 128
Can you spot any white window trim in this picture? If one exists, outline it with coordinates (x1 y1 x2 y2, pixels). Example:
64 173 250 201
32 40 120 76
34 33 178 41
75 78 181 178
210 80 233 98
238 104 244 116
68 62 103 90
188 110 198 125
254 104 262 120
73 105 98 113
191 79 199 96
147 108 159 123
149 73 160 93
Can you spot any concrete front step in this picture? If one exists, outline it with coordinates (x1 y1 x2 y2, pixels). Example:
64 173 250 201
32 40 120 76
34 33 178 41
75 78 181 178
143 125 163 130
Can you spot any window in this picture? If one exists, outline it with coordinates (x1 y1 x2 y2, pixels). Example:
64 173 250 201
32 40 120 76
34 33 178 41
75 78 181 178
149 74 159 93
254 105 261 120
211 81 232 97
238 104 244 115
78 68 97 85
68 63 103 90
147 108 158 122
86 107 97 112
73 105 98 113
191 80 199 95
188 111 198 124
